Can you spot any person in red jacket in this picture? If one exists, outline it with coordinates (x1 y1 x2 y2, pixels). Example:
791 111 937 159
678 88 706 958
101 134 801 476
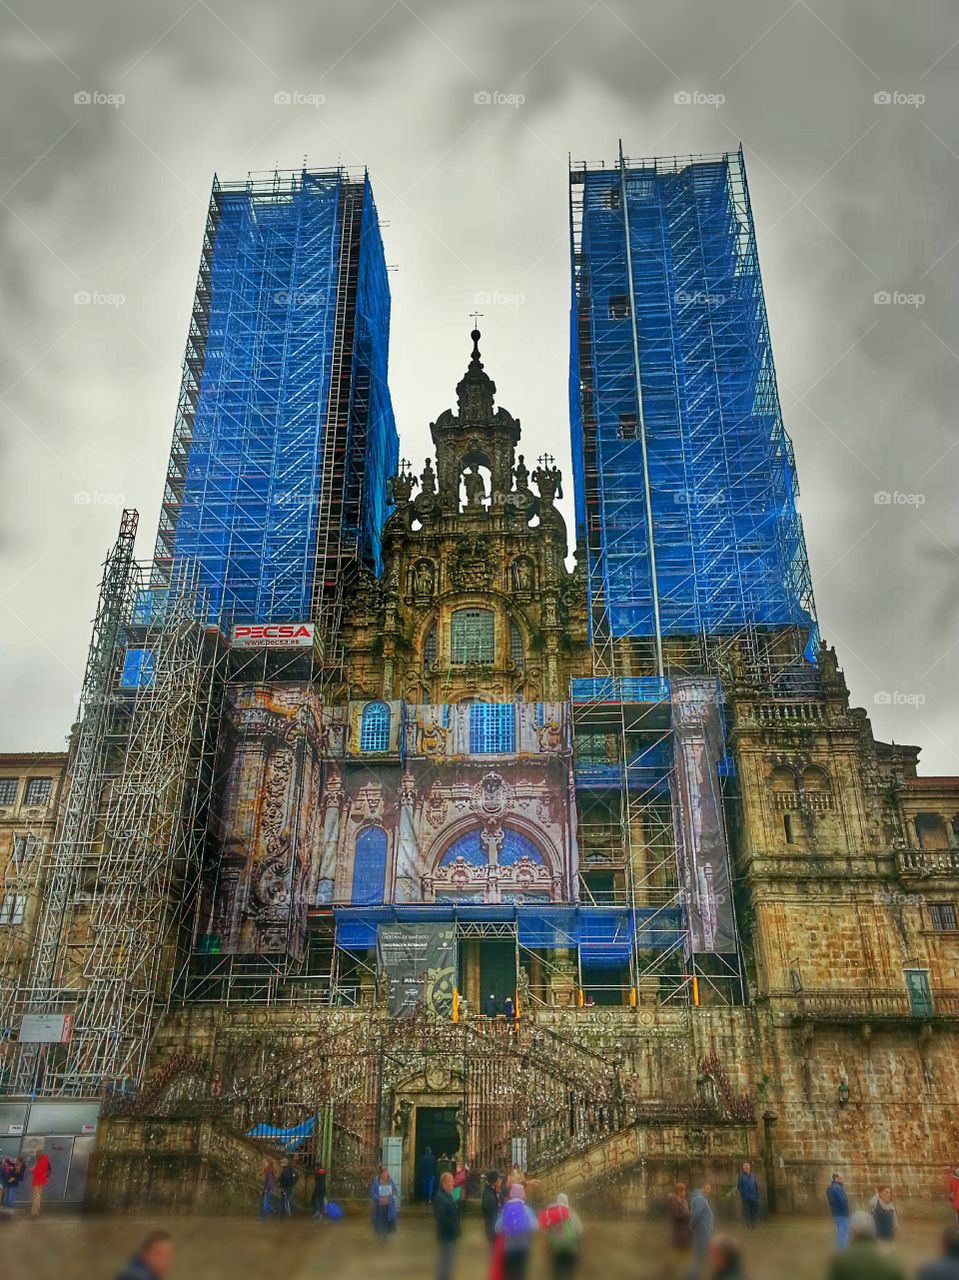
30 1150 50 1218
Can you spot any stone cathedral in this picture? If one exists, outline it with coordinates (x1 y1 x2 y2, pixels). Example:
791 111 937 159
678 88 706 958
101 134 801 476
3 334 958 1217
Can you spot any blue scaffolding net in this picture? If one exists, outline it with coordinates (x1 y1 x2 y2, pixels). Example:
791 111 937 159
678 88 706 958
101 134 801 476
154 167 397 629
569 149 816 649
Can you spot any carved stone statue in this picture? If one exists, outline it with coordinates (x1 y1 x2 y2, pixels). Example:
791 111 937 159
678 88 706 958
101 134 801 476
514 453 530 491
389 463 417 506
420 457 437 497
413 560 434 598
463 464 486 509
532 458 563 504
512 557 533 593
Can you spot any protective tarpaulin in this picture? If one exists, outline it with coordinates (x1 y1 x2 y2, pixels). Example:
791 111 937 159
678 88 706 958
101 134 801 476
670 677 736 954
376 921 456 1018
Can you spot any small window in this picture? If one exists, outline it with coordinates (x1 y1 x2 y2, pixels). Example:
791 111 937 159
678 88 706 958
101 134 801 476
930 903 957 931
24 777 52 806
11 833 40 865
360 702 390 753
608 295 630 321
0 893 26 926
508 620 524 668
423 625 437 672
618 413 638 440
0 778 19 805
470 704 515 754
120 647 155 689
783 813 794 844
451 609 494 665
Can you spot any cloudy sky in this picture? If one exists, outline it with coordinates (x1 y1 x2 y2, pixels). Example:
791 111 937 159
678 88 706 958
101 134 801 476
0 0 956 772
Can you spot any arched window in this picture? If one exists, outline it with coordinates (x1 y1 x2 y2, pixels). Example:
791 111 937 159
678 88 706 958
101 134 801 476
508 619 524 668
360 701 390 752
423 624 437 672
351 827 387 904
450 608 494 664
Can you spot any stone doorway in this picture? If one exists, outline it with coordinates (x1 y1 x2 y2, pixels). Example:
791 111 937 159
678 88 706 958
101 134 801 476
412 1105 459 1200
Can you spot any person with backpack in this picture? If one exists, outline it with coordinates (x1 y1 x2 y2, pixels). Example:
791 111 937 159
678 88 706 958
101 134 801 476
539 1192 583 1277
277 1157 298 1217
495 1183 539 1279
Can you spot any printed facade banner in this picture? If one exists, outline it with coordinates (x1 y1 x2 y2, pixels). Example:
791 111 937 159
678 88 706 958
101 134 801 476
670 677 737 954
376 922 456 1018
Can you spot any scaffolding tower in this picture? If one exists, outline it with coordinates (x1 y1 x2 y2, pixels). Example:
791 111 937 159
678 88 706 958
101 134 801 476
1 512 225 1098
152 166 397 653
570 146 817 690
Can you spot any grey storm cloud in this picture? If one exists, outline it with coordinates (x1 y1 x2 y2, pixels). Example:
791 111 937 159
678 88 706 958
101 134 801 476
0 0 956 770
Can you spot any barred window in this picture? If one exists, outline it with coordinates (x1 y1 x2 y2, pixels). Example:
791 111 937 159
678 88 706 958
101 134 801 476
24 777 52 806
360 702 390 753
0 893 26 927
509 620 524 668
450 609 494 665
0 778 19 805
930 903 958 931
469 703 515 754
423 625 437 672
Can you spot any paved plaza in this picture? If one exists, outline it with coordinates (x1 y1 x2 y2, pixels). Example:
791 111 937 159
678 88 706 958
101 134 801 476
1 1209 951 1280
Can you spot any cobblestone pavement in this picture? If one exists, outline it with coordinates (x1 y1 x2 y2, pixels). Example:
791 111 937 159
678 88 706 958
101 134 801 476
1 1209 949 1280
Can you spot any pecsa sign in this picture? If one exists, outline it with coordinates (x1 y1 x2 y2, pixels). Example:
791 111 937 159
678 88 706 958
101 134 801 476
231 622 315 650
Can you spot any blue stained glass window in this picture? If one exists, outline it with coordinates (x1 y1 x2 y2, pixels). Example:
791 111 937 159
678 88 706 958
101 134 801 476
360 701 390 752
499 829 545 866
440 828 543 867
469 703 515 754
351 826 387 904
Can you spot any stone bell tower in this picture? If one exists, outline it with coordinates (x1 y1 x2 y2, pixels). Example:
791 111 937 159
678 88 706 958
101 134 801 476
431 328 522 514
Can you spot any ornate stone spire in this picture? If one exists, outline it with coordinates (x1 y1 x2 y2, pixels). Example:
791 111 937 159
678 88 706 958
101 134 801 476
455 328 496 426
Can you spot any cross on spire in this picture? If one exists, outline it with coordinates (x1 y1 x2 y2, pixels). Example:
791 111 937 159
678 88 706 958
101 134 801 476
538 452 556 469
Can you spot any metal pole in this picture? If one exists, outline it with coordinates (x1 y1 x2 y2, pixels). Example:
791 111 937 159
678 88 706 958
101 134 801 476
618 140 664 678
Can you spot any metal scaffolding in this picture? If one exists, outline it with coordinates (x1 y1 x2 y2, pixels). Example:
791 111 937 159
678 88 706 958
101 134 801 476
152 166 398 652
1 512 225 1098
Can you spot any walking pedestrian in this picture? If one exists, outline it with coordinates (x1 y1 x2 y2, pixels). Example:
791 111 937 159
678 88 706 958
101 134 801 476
706 1235 748 1280
452 1157 469 1205
482 1171 503 1245
667 1182 693 1271
870 1186 900 1242
0 1156 13 1209
369 1165 398 1239
918 1224 959 1280
826 1210 906 1280
827 1172 851 1248
690 1182 715 1274
29 1149 50 1218
419 1146 438 1203
311 1162 327 1218
433 1170 461 1280
950 1169 959 1224
540 1192 583 1278
736 1162 759 1228
495 1183 539 1280
259 1159 276 1218
277 1156 298 1217
116 1230 174 1279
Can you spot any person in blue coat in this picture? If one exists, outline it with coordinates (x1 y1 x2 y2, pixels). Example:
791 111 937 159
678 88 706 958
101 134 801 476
690 1182 715 1271
827 1172 851 1247
370 1166 399 1238
737 1161 760 1228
